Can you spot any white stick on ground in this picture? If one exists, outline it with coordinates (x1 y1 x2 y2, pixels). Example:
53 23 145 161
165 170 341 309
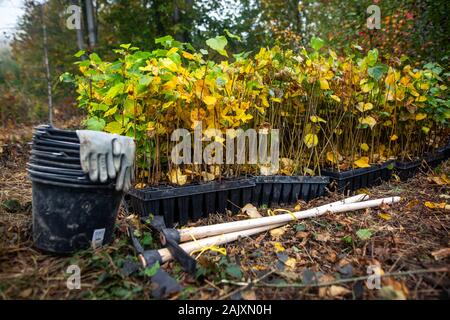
178 194 371 242
152 222 286 264
148 196 401 264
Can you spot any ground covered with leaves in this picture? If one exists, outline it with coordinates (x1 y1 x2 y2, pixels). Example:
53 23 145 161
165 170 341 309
0 134 449 300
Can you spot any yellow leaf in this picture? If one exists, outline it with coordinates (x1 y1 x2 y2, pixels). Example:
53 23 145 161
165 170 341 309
359 116 377 129
270 226 286 239
310 115 326 123
319 78 330 90
203 95 217 106
354 157 370 168
182 51 195 60
303 133 319 148
284 258 297 270
416 96 427 102
360 143 369 152
378 213 391 220
271 97 282 103
273 242 285 253
294 203 302 211
104 106 118 117
168 168 187 185
330 95 341 102
420 83 429 90
424 201 435 209
160 58 178 72
356 102 374 113
390 134 398 141
201 171 215 182
162 101 174 109
326 151 341 164
415 113 427 121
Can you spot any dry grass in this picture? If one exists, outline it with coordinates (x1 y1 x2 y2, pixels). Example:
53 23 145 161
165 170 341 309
0 136 449 300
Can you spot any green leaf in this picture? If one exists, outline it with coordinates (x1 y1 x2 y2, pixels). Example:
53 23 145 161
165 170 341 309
224 29 241 42
368 64 388 81
89 53 102 64
106 83 125 99
155 36 174 48
366 49 379 67
206 36 228 57
225 264 242 279
356 229 372 240
85 117 105 131
120 43 131 50
104 121 125 134
310 36 325 51
74 50 85 58
144 261 160 277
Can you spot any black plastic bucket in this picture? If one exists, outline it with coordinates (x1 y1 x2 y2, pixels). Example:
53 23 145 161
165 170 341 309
30 176 123 254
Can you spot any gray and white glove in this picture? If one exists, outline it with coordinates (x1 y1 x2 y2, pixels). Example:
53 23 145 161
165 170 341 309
112 135 135 192
76 130 119 183
76 130 135 191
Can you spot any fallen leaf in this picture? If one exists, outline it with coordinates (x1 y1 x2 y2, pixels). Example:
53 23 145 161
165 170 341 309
328 285 351 297
284 257 297 270
356 229 372 240
241 203 261 218
19 288 33 298
270 226 287 239
315 232 331 242
241 290 257 300
424 201 447 209
273 242 285 253
378 212 391 220
296 231 309 239
431 248 450 260
294 203 302 211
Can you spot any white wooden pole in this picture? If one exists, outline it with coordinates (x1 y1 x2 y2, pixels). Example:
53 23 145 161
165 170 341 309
151 196 401 265
156 222 286 264
178 195 400 242
178 194 370 242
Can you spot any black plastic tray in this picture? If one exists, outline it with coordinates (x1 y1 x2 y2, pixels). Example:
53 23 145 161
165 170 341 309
322 160 394 194
128 178 255 227
395 147 449 181
251 175 330 207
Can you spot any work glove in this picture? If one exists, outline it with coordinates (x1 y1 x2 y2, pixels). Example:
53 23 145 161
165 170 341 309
112 135 136 192
76 130 119 183
76 130 135 191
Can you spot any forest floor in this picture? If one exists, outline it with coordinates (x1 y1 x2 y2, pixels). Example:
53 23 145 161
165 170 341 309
0 124 449 300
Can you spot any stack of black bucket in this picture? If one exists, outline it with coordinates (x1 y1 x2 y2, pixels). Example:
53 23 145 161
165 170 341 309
28 124 123 254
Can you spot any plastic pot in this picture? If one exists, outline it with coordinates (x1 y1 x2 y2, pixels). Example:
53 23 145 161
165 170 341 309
31 149 81 163
30 176 123 254
29 156 83 170
27 163 84 177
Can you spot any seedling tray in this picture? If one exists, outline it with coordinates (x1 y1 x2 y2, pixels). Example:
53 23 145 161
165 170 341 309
322 160 394 194
395 147 449 181
251 176 330 207
128 178 255 227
